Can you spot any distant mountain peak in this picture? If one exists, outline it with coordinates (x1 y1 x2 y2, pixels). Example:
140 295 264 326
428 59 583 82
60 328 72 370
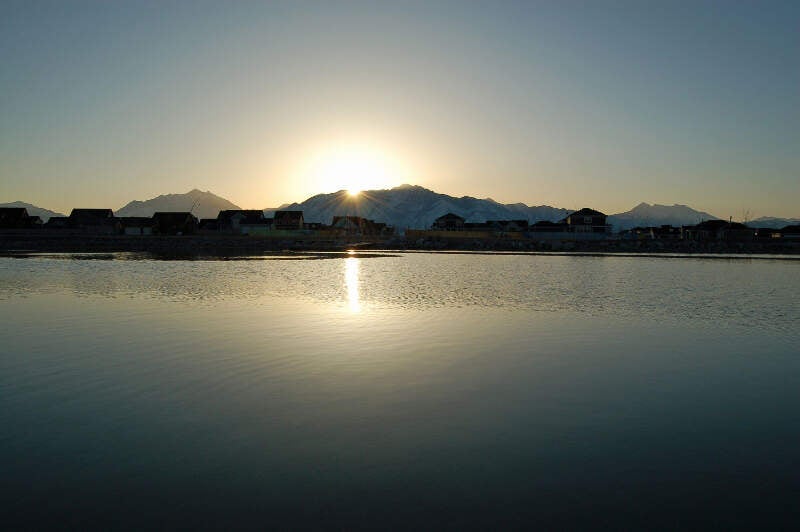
608 202 721 230
115 190 240 219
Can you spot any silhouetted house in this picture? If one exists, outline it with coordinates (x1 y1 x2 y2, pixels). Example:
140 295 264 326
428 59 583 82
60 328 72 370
432 213 465 231
781 225 800 240
304 222 323 231
753 227 782 241
487 220 529 232
274 210 304 230
561 208 610 233
68 208 119 234
0 207 38 229
240 217 273 235
373 222 395 237
332 215 362 234
507 220 529 231
120 217 154 235
198 218 219 232
681 220 753 242
362 219 387 236
331 216 387 236
624 225 682 240
44 216 68 229
217 210 266 233
653 225 681 240
530 220 567 232
464 222 490 230
723 222 754 242
152 212 198 235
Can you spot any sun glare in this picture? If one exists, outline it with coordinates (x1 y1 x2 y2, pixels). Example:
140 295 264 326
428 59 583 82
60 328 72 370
306 143 404 195
345 256 361 313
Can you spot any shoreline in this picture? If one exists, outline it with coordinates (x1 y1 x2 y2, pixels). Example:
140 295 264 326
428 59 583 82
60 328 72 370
1 231 799 257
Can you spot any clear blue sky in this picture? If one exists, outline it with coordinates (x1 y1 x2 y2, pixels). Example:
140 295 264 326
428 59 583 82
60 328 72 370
1 0 798 218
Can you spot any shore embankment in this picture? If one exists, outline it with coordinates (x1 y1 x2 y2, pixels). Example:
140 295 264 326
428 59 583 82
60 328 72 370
1 230 799 256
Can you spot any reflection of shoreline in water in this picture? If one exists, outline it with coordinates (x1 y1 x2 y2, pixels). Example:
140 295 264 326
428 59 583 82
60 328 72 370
2 249 800 262
0 251 400 261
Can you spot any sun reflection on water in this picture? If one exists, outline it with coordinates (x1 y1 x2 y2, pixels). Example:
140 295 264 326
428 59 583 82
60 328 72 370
345 256 360 312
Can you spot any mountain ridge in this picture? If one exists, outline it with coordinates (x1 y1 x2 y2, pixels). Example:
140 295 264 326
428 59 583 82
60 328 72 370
607 202 721 231
746 216 800 228
266 184 573 230
115 189 241 220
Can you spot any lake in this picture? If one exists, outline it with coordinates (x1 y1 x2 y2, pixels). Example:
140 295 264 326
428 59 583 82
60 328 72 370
1 252 798 529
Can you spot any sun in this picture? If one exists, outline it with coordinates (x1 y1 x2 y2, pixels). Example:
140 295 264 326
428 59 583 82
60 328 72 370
306 143 403 195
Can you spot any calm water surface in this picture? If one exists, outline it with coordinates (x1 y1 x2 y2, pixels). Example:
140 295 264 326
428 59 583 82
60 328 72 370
1 252 798 529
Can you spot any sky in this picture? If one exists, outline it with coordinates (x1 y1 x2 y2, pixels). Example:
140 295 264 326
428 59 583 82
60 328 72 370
1 0 798 218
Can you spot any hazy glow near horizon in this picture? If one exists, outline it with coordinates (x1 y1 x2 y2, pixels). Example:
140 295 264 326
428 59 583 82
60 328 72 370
301 143 405 197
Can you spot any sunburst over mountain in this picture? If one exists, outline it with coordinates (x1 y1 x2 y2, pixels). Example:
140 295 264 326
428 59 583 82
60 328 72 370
267 185 572 230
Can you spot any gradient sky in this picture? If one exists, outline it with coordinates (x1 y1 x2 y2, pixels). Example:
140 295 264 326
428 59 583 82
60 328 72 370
1 0 798 218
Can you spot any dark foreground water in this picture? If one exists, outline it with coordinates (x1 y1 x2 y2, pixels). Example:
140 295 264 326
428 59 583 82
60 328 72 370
1 252 799 529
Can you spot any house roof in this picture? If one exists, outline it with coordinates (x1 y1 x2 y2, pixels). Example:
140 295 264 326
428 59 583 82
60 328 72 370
240 214 267 224
274 210 304 223
436 212 465 221
217 210 264 222
69 208 114 219
693 219 749 230
0 207 29 221
275 210 303 216
568 208 606 217
153 212 197 223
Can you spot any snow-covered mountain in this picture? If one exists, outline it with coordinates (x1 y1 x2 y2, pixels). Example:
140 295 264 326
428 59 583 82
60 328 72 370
115 189 240 220
0 201 65 222
7 188 793 232
607 202 721 231
266 184 571 230
746 216 800 228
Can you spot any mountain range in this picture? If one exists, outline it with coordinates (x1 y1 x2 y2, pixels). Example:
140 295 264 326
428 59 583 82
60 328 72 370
7 185 797 231
606 202 720 231
273 185 728 231
746 216 800 228
269 185 572 230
